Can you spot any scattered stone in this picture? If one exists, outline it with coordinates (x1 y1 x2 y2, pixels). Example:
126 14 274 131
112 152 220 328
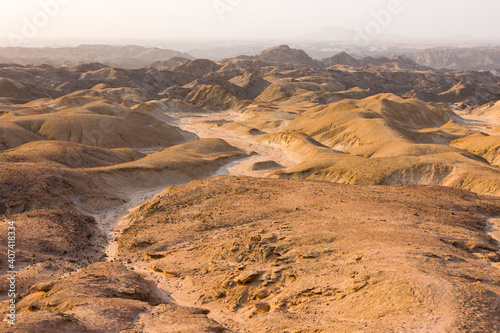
254 288 270 300
302 251 320 259
234 271 262 284
254 301 271 313
28 301 44 311
30 281 55 292
486 253 500 262
262 245 276 258
223 280 235 288
351 281 368 292
150 265 180 277
214 290 227 299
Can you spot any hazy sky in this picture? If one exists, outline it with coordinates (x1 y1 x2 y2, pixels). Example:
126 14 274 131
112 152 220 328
1 0 500 46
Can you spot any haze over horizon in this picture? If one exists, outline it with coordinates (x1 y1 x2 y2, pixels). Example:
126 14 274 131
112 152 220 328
1 0 500 48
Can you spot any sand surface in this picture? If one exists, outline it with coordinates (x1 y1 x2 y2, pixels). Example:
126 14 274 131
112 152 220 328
455 109 500 135
174 111 299 175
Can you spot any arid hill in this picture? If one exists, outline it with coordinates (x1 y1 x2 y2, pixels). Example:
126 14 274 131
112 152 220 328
4 177 500 332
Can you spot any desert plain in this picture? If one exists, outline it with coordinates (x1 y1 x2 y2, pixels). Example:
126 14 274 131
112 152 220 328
0 45 500 332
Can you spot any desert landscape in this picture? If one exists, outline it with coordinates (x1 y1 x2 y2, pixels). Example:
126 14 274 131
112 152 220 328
0 41 499 332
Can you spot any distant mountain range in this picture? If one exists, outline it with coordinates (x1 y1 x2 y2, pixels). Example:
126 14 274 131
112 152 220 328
1 43 500 72
0 45 194 69
403 47 500 71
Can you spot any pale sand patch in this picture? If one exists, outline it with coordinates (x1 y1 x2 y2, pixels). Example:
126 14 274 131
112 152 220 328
100 187 168 260
487 217 500 270
455 109 500 135
171 111 299 173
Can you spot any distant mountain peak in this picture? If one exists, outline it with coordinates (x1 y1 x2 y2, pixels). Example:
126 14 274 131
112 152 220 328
323 51 360 67
332 51 357 61
257 45 301 57
264 44 291 51
255 45 318 67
